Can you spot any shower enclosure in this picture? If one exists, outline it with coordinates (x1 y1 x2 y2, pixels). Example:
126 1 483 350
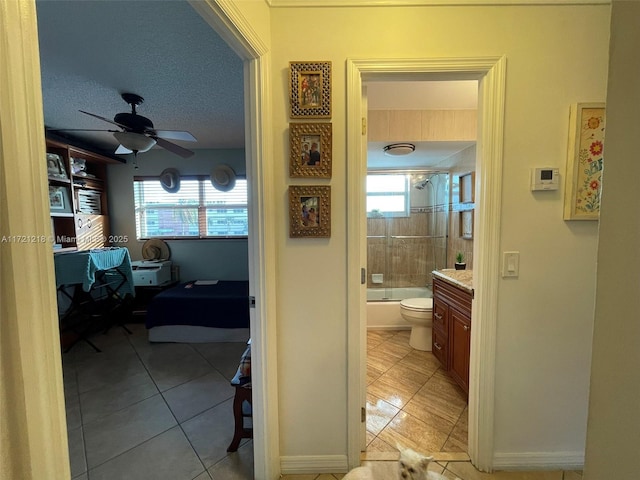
366 171 449 301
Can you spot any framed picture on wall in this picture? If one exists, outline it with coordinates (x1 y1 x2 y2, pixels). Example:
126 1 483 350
289 122 332 178
289 61 332 119
289 185 331 238
563 102 605 221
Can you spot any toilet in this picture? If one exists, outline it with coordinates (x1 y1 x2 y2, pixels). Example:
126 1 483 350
400 297 433 351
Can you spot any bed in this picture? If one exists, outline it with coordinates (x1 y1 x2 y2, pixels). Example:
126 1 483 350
146 280 250 343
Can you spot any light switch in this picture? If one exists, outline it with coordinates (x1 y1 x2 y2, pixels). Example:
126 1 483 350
502 251 519 277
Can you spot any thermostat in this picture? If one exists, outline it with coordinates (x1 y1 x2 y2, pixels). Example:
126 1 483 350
531 167 560 191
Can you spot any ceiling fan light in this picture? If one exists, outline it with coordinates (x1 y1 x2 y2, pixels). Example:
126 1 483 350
113 131 156 153
383 143 416 156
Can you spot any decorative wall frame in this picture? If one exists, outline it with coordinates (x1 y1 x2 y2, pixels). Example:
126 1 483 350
563 103 605 220
289 185 331 238
289 61 332 118
289 122 332 178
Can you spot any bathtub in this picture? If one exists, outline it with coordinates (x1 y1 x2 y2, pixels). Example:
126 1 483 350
366 286 432 330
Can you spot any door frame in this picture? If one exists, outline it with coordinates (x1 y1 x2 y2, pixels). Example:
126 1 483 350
1 1 280 479
158 2 282 478
346 56 506 472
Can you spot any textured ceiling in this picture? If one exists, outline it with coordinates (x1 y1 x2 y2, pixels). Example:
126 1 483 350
36 0 244 157
35 1 476 168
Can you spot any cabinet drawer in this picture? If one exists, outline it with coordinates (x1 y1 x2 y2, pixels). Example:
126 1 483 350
75 214 107 250
432 328 449 369
432 299 448 333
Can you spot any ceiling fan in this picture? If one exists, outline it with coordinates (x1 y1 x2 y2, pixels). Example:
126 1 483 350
55 93 197 158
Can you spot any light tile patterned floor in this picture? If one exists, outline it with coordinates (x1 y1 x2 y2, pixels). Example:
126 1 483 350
63 323 252 480
365 329 468 455
64 326 583 480
281 462 584 480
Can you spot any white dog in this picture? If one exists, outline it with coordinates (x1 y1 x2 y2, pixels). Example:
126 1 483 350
343 446 458 480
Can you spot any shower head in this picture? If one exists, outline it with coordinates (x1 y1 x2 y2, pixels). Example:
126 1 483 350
414 178 431 190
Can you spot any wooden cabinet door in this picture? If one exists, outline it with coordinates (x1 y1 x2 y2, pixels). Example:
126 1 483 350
449 307 471 395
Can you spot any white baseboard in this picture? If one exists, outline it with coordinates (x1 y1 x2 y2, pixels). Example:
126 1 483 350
280 455 349 474
366 325 411 331
492 451 584 471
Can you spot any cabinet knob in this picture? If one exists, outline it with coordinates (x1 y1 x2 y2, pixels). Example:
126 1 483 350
463 325 470 331
434 313 443 320
434 342 442 350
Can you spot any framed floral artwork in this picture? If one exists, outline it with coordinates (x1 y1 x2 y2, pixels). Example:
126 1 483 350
289 61 331 118
289 185 331 238
563 103 605 220
289 122 332 178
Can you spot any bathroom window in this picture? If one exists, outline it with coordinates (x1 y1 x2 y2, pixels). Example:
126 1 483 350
366 174 410 218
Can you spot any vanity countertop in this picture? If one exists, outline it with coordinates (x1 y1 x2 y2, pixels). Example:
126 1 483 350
432 269 473 295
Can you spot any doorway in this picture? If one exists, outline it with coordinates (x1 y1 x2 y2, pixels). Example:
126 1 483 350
346 57 507 472
363 79 476 456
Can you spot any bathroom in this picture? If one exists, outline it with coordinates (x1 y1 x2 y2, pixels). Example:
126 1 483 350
364 80 477 454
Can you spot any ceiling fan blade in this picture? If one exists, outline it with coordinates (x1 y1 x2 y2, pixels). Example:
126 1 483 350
152 130 197 142
48 128 119 133
115 144 133 154
153 136 195 158
79 110 128 129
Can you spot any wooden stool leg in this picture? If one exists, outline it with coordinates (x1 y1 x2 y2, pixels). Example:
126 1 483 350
227 387 252 452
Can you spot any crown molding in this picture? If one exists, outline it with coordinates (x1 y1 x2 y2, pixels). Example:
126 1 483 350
269 0 609 7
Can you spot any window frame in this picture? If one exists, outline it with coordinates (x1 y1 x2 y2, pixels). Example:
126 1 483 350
133 174 248 240
366 173 411 218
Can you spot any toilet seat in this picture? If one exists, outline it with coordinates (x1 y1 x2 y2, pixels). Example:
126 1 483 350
400 297 433 311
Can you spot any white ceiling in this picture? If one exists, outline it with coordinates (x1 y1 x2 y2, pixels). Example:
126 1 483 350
36 0 244 158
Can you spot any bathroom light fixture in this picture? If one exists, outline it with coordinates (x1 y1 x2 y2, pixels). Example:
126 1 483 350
113 131 157 153
383 143 416 156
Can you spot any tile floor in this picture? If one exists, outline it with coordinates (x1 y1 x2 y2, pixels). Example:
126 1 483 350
63 325 583 480
280 462 584 480
62 323 253 480
288 329 581 480
365 329 468 455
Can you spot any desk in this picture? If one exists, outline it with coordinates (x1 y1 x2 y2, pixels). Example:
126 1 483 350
54 247 135 295
55 248 135 351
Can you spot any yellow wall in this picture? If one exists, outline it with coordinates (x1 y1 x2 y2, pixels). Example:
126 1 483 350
269 3 610 464
1 1 616 476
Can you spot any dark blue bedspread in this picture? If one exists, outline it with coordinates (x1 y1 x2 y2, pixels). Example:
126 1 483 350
146 281 250 329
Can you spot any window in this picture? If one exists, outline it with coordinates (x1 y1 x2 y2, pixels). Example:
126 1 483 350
133 176 248 239
366 174 410 218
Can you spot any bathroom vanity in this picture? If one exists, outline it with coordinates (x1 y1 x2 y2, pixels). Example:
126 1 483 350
432 269 473 396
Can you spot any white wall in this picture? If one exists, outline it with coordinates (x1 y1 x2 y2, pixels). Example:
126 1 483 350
106 148 249 281
584 1 640 478
269 3 609 468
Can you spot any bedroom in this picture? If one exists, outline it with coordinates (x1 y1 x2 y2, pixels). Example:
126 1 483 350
36 1 255 477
